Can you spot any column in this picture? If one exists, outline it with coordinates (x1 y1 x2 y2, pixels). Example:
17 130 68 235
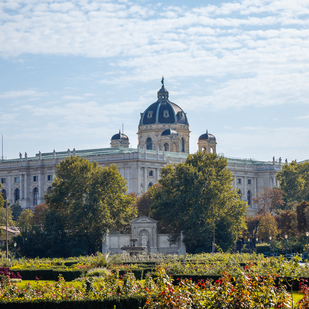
24 173 27 200
144 167 147 194
19 173 23 199
137 165 140 196
38 171 42 203
244 176 247 203
8 175 12 204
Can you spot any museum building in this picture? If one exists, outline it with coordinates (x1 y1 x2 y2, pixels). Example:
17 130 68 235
0 82 283 216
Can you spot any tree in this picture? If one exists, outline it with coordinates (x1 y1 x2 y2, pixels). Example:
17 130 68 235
17 209 34 233
276 210 298 237
150 152 247 253
44 156 136 255
246 215 260 238
32 203 49 226
135 184 161 217
253 187 285 215
256 212 278 242
0 206 15 227
10 203 23 221
276 160 309 203
296 201 309 233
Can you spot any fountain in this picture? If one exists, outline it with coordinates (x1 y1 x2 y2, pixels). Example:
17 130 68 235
121 238 147 256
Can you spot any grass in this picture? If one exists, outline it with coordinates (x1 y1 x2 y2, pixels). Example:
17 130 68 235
15 280 82 289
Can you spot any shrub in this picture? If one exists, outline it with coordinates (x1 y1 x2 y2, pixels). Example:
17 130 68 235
256 243 270 254
86 267 111 277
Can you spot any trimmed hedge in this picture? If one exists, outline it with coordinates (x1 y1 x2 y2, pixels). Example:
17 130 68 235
0 297 146 308
12 269 84 281
118 267 154 280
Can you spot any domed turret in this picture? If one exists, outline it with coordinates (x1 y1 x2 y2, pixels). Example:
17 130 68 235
137 79 190 153
198 130 217 153
110 130 130 148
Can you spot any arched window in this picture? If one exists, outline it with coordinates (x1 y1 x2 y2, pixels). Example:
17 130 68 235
210 147 214 153
14 188 20 203
173 143 177 152
238 189 242 200
181 138 185 152
146 137 152 150
164 143 169 151
1 189 6 200
247 190 252 206
33 187 39 206
47 186 52 193
148 182 153 188
202 147 207 152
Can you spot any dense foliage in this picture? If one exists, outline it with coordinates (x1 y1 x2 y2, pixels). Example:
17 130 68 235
276 160 309 204
150 152 247 253
14 156 136 257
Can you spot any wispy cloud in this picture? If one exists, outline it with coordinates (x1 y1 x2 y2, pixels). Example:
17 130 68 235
0 89 48 99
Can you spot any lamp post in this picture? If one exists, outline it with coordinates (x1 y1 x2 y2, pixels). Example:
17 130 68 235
248 238 250 254
5 199 8 259
306 232 309 258
285 234 288 256
269 236 272 255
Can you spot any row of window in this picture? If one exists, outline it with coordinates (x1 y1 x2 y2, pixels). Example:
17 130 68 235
146 138 185 152
238 189 252 206
237 178 252 185
1 186 52 206
0 175 53 184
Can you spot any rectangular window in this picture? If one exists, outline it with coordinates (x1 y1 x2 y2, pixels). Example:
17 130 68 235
33 176 38 182
14 177 19 183
47 175 53 181
237 178 242 184
1 178 5 184
248 179 251 185
149 170 153 177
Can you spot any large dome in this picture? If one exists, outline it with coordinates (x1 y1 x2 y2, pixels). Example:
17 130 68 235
139 85 189 126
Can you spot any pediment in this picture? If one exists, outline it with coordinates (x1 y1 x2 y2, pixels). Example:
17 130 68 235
131 216 157 224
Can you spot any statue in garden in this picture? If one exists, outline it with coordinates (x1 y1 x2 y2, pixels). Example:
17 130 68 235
141 233 148 247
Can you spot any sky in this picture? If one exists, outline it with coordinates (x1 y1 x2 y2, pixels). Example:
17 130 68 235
0 0 309 162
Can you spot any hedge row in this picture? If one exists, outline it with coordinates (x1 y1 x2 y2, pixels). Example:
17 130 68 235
12 269 84 281
118 267 156 280
0 297 146 308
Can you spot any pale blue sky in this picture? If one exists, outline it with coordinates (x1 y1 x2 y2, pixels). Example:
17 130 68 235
0 0 308 161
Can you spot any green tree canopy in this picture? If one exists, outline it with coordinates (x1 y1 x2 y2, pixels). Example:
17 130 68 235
135 184 160 217
276 160 309 203
16 209 34 233
256 212 278 242
150 152 247 253
0 206 15 227
44 156 136 255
